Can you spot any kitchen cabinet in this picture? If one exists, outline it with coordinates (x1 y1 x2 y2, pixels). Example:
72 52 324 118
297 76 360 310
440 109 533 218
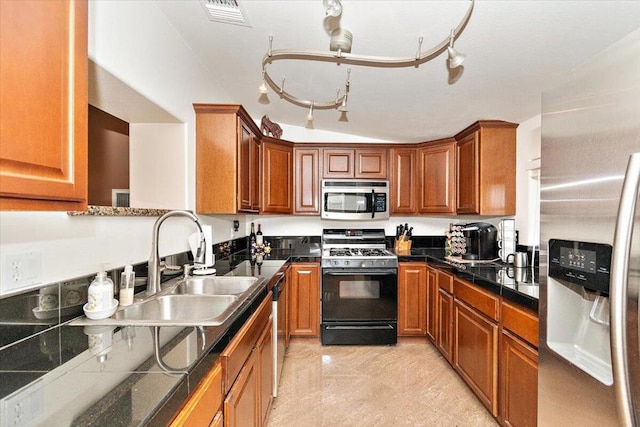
323 148 388 179
453 277 500 417
455 121 518 215
499 301 538 427
418 139 456 214
293 147 322 215
221 291 273 427
389 148 417 214
436 270 454 362
398 263 427 336
261 137 293 214
289 262 320 337
170 362 223 426
194 104 261 214
425 266 438 342
0 0 88 211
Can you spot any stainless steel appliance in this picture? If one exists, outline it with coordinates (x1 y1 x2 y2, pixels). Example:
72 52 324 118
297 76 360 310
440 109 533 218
321 180 389 220
271 266 287 397
539 29 640 426
320 228 398 345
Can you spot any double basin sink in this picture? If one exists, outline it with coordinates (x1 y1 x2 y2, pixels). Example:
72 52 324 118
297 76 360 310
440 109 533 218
83 276 264 326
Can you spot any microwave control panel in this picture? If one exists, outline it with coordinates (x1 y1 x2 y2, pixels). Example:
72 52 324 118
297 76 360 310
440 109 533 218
373 193 386 212
548 238 612 293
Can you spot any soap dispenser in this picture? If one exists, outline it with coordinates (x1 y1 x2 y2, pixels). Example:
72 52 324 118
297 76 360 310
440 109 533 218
86 270 114 312
119 263 135 306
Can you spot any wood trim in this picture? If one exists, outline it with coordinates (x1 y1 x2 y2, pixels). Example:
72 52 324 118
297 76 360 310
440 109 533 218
453 277 500 322
501 300 539 348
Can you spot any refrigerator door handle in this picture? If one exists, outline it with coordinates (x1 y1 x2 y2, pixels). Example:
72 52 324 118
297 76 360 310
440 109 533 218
611 151 640 427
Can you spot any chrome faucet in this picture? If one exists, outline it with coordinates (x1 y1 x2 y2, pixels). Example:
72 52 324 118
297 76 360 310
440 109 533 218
147 210 206 296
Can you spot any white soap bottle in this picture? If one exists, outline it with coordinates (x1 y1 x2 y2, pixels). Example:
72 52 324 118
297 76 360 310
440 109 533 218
119 263 135 306
87 271 114 312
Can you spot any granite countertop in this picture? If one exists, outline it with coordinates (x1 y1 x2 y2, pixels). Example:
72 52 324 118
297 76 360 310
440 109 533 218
0 243 535 425
395 248 539 311
0 247 320 426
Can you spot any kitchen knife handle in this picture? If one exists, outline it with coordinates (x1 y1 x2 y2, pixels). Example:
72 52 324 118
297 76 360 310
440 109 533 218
610 152 640 427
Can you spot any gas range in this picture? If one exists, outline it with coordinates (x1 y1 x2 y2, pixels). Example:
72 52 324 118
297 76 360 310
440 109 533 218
321 228 398 268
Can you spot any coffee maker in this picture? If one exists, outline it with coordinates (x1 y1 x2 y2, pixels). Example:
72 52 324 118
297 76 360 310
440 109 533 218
461 222 498 260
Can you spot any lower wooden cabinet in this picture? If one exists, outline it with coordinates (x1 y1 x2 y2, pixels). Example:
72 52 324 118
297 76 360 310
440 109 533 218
257 317 273 426
170 362 223 426
499 330 538 427
453 299 499 417
289 263 320 337
225 350 259 426
425 266 438 342
398 263 427 336
435 270 454 362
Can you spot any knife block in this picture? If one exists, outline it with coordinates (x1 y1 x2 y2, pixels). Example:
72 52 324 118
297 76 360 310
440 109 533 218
394 239 412 253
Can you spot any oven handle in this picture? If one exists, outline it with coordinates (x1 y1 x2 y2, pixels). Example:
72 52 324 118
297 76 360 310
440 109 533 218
325 324 395 330
322 268 398 276
371 189 375 219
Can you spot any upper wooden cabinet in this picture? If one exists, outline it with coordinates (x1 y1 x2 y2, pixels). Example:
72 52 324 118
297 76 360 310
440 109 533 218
418 139 456 214
294 147 322 215
194 104 261 214
0 0 88 211
455 121 518 215
323 148 387 179
389 148 417 214
261 137 293 214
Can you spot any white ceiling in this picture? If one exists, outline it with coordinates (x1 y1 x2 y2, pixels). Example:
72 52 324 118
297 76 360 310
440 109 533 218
154 0 640 142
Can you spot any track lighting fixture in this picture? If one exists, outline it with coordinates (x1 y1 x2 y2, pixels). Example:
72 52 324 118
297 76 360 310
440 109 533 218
259 0 474 123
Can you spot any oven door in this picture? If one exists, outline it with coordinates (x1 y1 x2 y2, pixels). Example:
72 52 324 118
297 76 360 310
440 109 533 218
321 267 397 345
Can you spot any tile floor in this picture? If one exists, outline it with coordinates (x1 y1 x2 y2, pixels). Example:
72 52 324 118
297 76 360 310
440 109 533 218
267 338 498 426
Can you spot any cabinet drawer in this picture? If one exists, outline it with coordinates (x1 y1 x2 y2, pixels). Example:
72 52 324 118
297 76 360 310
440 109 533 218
437 269 454 293
454 278 499 321
221 291 272 394
501 300 539 348
170 362 222 426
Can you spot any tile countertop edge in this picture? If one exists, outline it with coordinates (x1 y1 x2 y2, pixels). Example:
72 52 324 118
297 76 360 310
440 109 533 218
395 249 539 312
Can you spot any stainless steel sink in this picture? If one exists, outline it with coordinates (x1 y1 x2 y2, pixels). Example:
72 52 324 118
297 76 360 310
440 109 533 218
171 276 260 296
70 275 266 327
113 294 238 324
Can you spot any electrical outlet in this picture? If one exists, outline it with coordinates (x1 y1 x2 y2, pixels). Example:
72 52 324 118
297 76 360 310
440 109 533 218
2 251 42 293
1 378 43 426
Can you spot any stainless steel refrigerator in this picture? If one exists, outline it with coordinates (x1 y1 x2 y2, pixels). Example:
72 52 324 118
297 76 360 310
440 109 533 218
539 29 640 426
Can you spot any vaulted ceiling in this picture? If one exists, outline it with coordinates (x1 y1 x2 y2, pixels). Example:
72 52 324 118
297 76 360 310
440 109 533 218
155 0 640 142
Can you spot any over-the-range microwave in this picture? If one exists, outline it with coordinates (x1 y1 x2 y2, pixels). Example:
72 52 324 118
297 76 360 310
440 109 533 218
321 180 389 220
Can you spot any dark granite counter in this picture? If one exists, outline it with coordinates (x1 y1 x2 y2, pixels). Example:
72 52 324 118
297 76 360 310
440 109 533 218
394 248 539 311
0 245 321 426
0 242 535 425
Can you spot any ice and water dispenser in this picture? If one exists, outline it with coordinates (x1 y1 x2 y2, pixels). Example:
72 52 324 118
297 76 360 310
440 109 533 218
546 239 614 385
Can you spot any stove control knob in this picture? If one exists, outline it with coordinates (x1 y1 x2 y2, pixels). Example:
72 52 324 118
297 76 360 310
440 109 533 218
345 260 350 266
361 261 367 268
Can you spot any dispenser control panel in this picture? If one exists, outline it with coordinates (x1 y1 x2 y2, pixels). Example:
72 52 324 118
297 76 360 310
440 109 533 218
548 239 612 293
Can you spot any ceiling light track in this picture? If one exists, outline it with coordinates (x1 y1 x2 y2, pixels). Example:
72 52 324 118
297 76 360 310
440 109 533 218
259 0 474 117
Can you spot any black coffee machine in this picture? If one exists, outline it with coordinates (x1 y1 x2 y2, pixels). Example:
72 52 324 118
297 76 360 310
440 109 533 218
461 222 498 260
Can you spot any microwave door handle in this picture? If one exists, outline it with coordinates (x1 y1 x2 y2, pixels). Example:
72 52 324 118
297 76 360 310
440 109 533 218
371 190 375 219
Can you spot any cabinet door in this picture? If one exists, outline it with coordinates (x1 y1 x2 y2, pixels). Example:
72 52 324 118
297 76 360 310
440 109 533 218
355 148 387 179
436 288 453 362
418 141 456 214
0 0 88 211
257 317 273 426
323 149 354 178
455 132 479 214
426 266 438 342
389 148 417 214
454 299 499 416
289 263 320 337
500 330 538 427
251 136 261 212
398 263 427 336
224 350 259 427
238 122 255 212
294 147 322 214
170 362 222 426
262 140 292 214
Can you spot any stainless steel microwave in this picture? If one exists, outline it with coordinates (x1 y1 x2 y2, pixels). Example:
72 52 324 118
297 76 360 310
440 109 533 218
321 180 389 220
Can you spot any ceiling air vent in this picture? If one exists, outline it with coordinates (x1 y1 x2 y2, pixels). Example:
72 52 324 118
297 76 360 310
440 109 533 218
201 0 251 27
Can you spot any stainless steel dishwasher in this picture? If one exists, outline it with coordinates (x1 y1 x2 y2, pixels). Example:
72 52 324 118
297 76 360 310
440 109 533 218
272 265 288 397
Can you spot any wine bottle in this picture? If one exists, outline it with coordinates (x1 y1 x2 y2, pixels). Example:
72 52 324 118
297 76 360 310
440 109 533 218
249 222 256 245
256 224 263 246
